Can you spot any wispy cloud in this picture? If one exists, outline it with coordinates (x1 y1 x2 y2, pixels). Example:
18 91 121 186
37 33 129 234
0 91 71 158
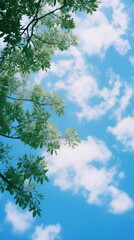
32 224 61 240
48 136 134 214
5 201 33 233
112 84 133 121
129 56 134 66
55 61 133 121
108 116 134 151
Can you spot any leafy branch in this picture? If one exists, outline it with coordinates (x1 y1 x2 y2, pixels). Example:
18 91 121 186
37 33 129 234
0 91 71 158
0 172 21 191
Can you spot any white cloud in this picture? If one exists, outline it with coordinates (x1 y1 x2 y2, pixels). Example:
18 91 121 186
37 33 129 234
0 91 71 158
129 56 134 66
55 63 132 121
36 71 47 85
56 74 98 106
99 79 122 106
48 136 133 213
21 15 30 28
118 171 125 179
74 0 130 57
34 46 86 85
112 84 133 120
34 59 74 85
50 60 74 77
51 51 134 121
32 1 132 123
32 224 61 240
108 117 134 151
5 201 33 233
109 186 134 214
34 0 130 88
31 0 133 124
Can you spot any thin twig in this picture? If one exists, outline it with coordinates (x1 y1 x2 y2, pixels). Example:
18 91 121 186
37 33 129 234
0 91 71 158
33 34 57 45
0 133 19 139
1 94 52 106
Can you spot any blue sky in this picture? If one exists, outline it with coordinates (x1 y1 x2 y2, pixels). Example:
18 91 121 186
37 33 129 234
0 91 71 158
0 0 134 239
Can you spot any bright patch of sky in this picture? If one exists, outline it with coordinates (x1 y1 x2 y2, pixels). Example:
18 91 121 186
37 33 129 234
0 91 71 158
0 1 134 240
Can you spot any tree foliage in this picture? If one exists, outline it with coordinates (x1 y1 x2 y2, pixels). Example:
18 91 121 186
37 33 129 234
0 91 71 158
0 70 80 216
0 0 99 216
0 0 99 72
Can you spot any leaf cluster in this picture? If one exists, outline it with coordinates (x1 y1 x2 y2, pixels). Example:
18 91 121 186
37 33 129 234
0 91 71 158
0 0 99 73
0 152 48 217
0 72 80 216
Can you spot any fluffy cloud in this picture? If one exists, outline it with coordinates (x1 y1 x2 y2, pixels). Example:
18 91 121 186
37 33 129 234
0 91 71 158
5 201 33 233
76 76 123 121
56 73 98 105
109 186 134 214
74 0 130 57
108 117 134 150
34 59 74 85
34 46 85 85
34 0 131 86
33 0 133 123
55 60 133 121
32 224 61 240
48 136 134 213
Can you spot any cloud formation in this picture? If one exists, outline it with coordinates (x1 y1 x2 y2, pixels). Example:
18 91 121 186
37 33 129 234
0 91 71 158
32 0 133 216
109 186 134 214
32 224 61 240
5 201 33 233
48 136 134 214
33 0 133 123
129 56 134 66
108 117 134 151
74 0 130 57
54 58 133 121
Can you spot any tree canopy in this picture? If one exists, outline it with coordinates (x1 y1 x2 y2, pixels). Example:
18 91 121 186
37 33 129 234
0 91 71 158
0 0 99 217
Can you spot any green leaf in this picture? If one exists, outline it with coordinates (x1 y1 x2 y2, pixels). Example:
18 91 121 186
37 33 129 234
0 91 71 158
33 210 36 217
44 175 49 182
37 209 41 217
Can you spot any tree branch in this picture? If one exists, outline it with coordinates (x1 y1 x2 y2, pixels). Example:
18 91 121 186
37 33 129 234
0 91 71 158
0 172 21 191
1 94 52 106
33 34 57 45
3 95 34 102
8 81 26 97
36 5 64 22
0 133 19 139
21 4 64 45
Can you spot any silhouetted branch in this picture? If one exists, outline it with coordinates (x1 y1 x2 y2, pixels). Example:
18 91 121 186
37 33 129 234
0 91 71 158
0 172 21 191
